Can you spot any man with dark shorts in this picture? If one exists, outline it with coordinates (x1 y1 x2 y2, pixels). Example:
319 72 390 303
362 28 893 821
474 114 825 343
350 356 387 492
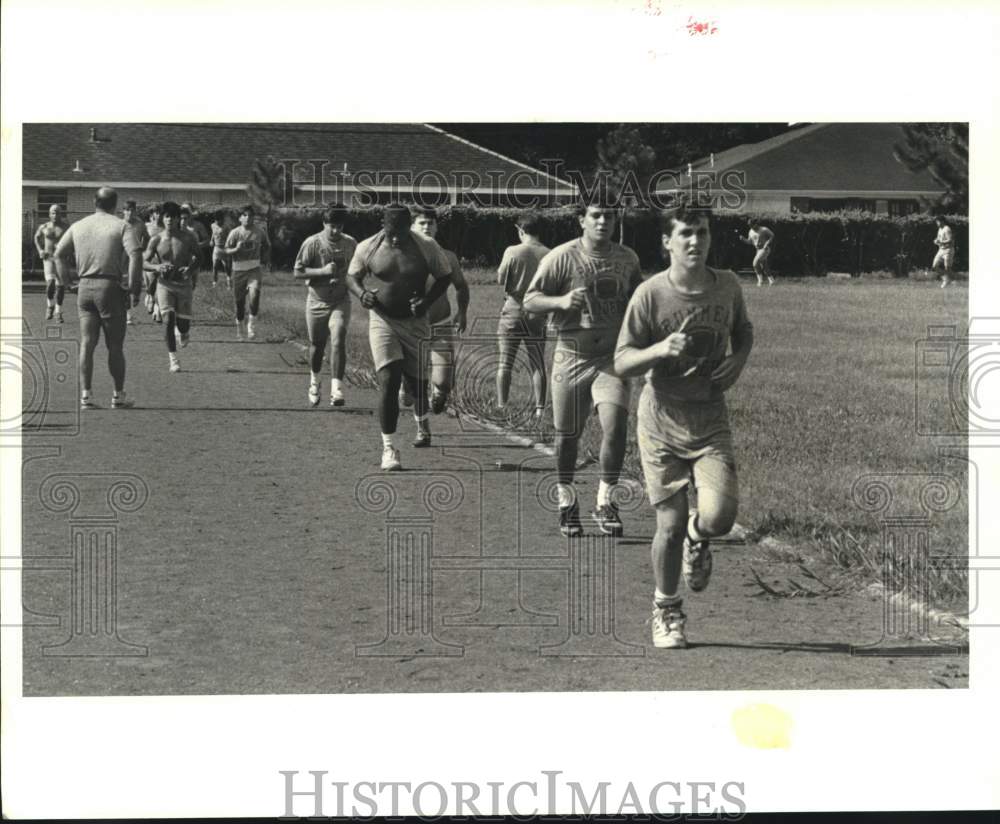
615 206 754 649
293 204 357 407
496 210 549 418
407 207 469 414
55 187 143 409
144 202 201 372
34 204 68 322
347 204 454 471
121 200 150 326
523 200 642 537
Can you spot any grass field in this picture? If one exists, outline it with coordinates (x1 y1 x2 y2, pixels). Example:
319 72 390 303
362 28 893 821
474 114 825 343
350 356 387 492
197 268 969 608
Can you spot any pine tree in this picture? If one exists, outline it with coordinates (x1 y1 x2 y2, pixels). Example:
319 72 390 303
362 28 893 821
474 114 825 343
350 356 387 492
893 124 968 214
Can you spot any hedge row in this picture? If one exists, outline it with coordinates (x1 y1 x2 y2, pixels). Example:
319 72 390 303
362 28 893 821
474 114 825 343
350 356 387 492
161 204 970 275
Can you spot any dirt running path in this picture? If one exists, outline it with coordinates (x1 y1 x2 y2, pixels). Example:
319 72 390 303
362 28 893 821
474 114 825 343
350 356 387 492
20 286 968 694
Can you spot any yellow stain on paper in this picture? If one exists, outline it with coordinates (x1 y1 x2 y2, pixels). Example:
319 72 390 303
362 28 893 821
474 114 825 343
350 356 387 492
731 704 793 749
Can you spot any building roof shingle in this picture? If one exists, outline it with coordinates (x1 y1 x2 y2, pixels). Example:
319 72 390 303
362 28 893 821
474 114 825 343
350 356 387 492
22 122 577 192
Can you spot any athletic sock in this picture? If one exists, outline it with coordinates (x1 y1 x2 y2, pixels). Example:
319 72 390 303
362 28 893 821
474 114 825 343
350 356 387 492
331 379 343 392
654 590 683 609
597 480 614 508
556 483 575 509
310 372 321 386
381 433 395 449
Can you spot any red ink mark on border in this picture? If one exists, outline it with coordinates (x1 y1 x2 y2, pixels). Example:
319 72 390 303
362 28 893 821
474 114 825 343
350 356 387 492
644 0 663 16
686 16 719 35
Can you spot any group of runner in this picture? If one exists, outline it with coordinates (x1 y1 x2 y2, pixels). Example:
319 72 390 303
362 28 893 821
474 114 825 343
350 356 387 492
42 188 957 649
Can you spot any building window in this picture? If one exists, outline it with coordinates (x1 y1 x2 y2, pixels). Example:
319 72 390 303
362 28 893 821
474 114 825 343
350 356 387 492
37 188 68 218
889 199 920 217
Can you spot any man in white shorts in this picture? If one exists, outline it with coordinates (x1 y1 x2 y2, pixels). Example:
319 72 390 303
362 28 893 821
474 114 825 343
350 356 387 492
523 200 642 537
144 201 200 372
932 216 955 288
406 207 469 414
347 204 454 471
34 204 68 322
225 206 271 340
615 205 754 649
738 219 775 286
293 204 357 407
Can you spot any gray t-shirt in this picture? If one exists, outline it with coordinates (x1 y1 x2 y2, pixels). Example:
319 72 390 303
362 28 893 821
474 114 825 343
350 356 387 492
616 267 752 404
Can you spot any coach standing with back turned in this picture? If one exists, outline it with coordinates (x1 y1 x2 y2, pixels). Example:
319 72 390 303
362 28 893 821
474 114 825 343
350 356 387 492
55 186 144 409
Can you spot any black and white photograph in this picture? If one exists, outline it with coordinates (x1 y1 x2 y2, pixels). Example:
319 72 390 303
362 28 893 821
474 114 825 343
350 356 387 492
2 0 998 819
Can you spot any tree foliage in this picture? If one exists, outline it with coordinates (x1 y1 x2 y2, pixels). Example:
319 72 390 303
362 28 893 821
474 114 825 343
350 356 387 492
892 123 968 214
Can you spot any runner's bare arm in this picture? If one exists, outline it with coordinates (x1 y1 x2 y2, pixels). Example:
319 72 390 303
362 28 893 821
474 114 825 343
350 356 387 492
411 274 453 317
34 225 47 258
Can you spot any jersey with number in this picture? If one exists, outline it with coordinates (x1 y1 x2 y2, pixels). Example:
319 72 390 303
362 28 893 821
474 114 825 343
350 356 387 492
525 238 641 357
616 267 752 403
294 231 358 306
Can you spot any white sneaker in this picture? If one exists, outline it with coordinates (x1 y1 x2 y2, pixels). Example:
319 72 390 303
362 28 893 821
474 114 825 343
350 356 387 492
330 386 345 407
246 317 257 340
308 383 321 407
169 355 181 373
126 311 134 326
152 304 162 323
111 392 134 409
80 395 97 410
652 605 687 649
381 446 402 472
682 533 713 592
236 320 245 341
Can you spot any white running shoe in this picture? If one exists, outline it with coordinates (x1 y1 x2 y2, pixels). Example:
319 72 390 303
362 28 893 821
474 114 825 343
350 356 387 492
246 316 257 340
126 311 134 326
152 304 162 323
682 531 713 592
169 355 181 373
330 386 345 407
80 395 97 410
651 605 687 649
308 383 321 407
381 446 402 472
111 392 134 409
